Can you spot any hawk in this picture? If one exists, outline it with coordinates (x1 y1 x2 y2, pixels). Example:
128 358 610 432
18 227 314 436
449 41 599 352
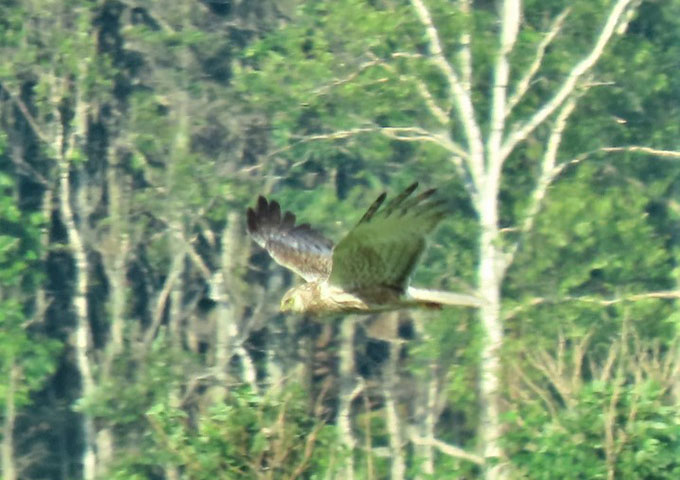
246 183 481 314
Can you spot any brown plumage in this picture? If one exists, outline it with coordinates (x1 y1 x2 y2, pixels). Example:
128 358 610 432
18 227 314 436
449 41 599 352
246 183 481 314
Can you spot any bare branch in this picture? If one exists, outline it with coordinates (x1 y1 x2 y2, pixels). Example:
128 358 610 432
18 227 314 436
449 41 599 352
457 0 472 92
506 9 570 115
546 144 680 182
182 234 213 280
573 290 680 305
391 51 424 60
501 0 636 161
143 249 186 348
503 137 680 267
487 0 521 174
504 290 680 320
414 80 450 124
0 81 50 144
315 51 453 127
505 96 578 263
571 331 593 394
313 58 384 96
9 145 49 186
510 361 558 417
528 347 574 406
410 0 484 185
380 127 468 157
385 53 450 124
281 126 469 159
601 146 680 159
409 434 484 465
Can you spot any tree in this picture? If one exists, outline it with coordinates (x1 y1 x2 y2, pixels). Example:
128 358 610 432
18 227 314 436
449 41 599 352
2 0 330 477
0 167 60 479
235 0 680 478
2 0 680 478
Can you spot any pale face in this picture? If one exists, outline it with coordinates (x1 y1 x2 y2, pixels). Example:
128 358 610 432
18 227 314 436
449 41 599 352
279 286 308 313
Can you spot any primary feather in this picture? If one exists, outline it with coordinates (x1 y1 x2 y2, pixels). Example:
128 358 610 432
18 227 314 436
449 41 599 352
246 196 333 282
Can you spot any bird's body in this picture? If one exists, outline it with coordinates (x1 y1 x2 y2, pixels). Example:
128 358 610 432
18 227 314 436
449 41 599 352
246 183 481 315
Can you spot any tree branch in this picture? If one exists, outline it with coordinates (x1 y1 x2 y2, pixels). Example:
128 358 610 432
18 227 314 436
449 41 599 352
414 80 450 125
504 290 680 320
409 434 484 465
281 126 469 159
0 81 50 144
505 96 578 263
500 0 636 161
379 127 468 157
312 58 384 96
457 0 472 93
510 361 558 417
506 8 570 116
410 0 484 186
143 248 186 348
601 146 680 159
487 0 521 174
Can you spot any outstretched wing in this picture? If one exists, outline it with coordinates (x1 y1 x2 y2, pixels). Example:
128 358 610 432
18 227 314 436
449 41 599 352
247 196 333 282
328 183 446 292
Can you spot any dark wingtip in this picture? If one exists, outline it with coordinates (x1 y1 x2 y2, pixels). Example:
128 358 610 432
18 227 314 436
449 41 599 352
282 211 296 229
246 207 257 234
256 196 268 215
267 199 281 224
420 188 437 200
404 182 419 195
358 191 387 224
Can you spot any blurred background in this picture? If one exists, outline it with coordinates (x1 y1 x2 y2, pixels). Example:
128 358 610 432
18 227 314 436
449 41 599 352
1 0 679 478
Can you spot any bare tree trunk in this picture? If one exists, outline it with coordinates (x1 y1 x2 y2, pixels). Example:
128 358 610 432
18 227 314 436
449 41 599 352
97 141 129 472
383 340 405 480
102 141 128 368
222 211 259 391
50 66 100 476
477 119 507 477
58 149 97 480
210 211 259 401
478 220 505 479
336 317 361 480
1 360 19 480
412 362 438 478
166 235 184 480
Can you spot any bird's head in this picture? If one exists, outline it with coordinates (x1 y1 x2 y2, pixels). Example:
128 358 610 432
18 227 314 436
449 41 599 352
280 283 321 313
280 286 308 313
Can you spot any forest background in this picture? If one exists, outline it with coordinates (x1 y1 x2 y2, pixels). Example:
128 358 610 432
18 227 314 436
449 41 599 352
1 0 680 479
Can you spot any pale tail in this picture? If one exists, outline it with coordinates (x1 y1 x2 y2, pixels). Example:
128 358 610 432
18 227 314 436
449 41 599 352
407 286 483 308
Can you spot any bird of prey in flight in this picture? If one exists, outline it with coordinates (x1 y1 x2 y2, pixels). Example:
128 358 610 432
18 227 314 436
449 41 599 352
246 183 481 314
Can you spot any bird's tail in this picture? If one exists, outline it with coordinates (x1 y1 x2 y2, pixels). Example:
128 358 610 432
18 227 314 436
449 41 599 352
407 286 482 308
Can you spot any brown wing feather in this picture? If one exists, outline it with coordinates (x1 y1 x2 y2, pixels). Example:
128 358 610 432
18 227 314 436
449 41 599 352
328 184 446 292
246 196 333 282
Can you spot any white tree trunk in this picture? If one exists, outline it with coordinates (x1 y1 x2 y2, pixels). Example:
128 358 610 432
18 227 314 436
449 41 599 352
58 157 97 480
384 341 405 480
478 220 505 480
336 317 361 480
97 141 129 472
1 360 19 480
211 211 259 399
412 361 438 478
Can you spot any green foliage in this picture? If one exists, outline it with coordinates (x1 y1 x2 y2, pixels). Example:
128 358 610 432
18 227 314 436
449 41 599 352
505 380 680 479
0 173 60 408
108 384 337 479
1 0 680 477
